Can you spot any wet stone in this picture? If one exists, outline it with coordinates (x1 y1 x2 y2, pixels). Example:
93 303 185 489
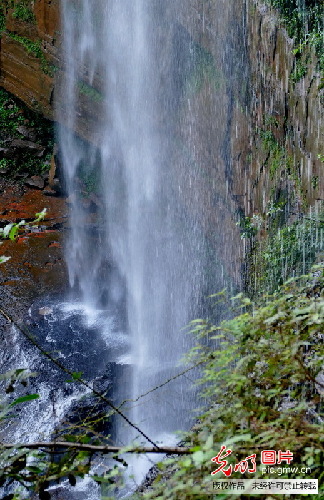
10 139 45 157
16 125 37 142
38 306 53 316
25 175 45 189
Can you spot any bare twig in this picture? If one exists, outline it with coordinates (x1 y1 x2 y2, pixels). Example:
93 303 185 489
0 441 191 455
0 307 160 449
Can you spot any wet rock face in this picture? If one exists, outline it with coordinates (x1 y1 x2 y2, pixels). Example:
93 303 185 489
1 0 322 206
0 0 59 120
230 0 324 216
0 0 105 142
0 184 68 318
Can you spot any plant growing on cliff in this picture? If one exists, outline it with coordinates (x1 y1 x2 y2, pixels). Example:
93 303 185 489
267 0 324 74
0 1 35 26
12 1 35 24
0 88 54 177
137 268 323 499
244 205 324 296
0 209 47 263
78 82 104 103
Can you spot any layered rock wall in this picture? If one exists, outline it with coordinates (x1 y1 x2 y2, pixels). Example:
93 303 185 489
0 0 103 141
0 0 59 119
230 0 323 214
1 0 322 206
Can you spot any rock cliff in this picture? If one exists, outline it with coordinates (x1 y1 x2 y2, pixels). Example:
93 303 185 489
231 0 323 214
0 0 103 141
0 0 59 119
1 0 322 205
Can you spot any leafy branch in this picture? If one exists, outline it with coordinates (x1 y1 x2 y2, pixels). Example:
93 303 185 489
142 267 323 499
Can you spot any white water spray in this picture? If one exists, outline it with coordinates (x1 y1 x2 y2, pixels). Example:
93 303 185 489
57 0 239 484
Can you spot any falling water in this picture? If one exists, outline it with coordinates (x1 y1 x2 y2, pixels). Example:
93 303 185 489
56 0 241 487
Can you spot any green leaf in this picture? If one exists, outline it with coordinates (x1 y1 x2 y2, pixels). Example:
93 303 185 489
224 434 252 446
34 208 47 222
0 256 11 264
204 435 214 450
192 450 205 466
9 225 19 241
10 394 40 406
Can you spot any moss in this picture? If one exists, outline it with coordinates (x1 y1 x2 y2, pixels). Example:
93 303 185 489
78 81 104 103
257 126 306 204
6 31 57 77
13 1 35 23
1 1 35 33
185 43 222 95
7 32 42 57
0 1 54 77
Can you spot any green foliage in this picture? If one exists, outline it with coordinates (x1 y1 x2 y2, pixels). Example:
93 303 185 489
236 214 261 239
2 21 55 75
12 1 35 23
0 1 35 31
141 269 324 499
264 113 279 128
256 127 305 205
266 0 324 75
0 88 25 132
237 200 288 241
290 57 308 83
7 32 42 58
259 213 324 293
243 202 324 295
242 201 324 296
0 370 40 495
78 82 104 103
260 129 288 179
0 11 5 33
0 87 53 177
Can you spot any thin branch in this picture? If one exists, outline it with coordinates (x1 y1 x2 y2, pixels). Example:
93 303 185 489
294 353 324 389
0 442 191 455
118 360 204 409
0 307 159 450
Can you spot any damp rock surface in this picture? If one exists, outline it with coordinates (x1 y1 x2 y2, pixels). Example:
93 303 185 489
0 185 68 319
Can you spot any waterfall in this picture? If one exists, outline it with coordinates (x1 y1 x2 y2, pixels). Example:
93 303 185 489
57 0 240 486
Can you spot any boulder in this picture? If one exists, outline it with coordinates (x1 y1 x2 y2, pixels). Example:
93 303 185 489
10 139 45 157
25 175 45 189
38 306 53 316
16 125 37 142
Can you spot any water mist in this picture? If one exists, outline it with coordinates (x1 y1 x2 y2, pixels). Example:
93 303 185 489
57 0 239 486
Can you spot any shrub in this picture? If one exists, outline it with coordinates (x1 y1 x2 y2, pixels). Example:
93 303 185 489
140 268 323 499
